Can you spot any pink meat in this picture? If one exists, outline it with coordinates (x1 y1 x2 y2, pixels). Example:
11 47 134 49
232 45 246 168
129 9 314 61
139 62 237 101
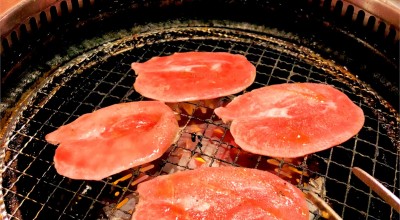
131 166 309 220
214 83 365 158
131 52 256 102
45 101 179 180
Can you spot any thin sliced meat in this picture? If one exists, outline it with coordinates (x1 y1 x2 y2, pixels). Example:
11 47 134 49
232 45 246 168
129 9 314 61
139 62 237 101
214 83 365 158
131 166 309 220
45 101 179 180
131 52 256 102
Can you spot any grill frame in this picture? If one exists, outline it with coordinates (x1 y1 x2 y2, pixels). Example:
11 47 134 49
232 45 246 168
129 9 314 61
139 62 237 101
1 0 399 220
1 26 399 219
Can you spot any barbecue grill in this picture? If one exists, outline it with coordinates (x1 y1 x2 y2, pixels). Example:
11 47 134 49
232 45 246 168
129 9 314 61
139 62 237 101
1 0 399 219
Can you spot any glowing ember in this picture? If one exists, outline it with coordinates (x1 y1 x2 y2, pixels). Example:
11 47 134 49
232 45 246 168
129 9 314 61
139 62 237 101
113 174 133 185
162 122 235 174
194 157 206 163
139 164 154 173
131 175 150 187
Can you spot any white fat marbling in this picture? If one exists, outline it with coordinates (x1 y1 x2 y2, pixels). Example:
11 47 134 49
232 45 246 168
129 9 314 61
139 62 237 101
260 107 292 118
178 196 211 212
155 65 206 72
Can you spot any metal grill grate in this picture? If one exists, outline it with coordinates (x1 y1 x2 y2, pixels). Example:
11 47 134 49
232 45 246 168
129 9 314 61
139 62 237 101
1 28 399 220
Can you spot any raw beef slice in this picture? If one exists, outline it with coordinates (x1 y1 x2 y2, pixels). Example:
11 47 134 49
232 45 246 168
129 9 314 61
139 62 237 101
131 52 256 102
131 166 309 220
214 83 365 158
45 101 179 180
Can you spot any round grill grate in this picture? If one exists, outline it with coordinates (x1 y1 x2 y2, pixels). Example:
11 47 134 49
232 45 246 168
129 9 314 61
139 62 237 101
1 27 399 220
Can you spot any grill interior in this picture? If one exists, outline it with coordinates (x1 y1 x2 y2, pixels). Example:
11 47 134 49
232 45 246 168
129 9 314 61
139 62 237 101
1 26 399 220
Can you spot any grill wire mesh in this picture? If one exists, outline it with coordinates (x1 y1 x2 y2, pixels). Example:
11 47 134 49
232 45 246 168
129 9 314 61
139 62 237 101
1 28 399 220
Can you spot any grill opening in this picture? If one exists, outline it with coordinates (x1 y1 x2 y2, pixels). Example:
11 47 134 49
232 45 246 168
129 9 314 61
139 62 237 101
1 26 399 220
